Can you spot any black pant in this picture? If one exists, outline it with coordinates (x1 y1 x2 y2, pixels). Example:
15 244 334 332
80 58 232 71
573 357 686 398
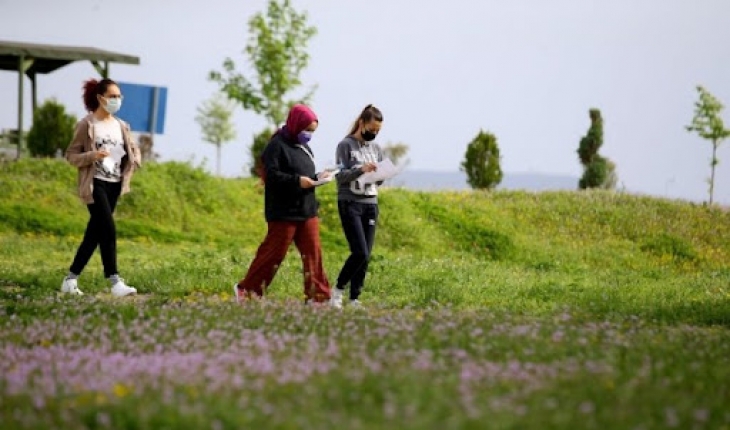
336 200 378 300
69 179 122 278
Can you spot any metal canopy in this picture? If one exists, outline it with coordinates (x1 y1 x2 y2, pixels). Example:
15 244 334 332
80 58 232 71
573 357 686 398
0 40 140 158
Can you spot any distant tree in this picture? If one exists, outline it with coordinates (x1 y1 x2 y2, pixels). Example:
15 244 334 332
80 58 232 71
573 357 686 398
249 128 275 178
209 0 316 126
195 92 237 176
382 142 410 167
461 130 503 190
686 85 730 205
209 0 316 177
26 99 76 157
579 156 617 189
577 108 617 190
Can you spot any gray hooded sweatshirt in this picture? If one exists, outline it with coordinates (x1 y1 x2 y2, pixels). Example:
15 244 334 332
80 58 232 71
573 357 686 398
335 136 384 204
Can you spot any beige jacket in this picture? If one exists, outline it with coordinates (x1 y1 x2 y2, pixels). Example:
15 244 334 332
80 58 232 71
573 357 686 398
65 114 142 204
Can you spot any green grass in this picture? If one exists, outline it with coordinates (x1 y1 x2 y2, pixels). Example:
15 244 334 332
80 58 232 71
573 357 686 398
1 158 729 429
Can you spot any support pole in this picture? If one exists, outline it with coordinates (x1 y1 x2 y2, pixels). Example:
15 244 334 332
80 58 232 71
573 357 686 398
16 55 24 159
30 72 37 115
91 60 109 78
16 56 34 159
150 87 160 135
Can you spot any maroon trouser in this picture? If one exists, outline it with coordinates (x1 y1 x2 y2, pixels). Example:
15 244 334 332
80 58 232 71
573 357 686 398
237 217 331 302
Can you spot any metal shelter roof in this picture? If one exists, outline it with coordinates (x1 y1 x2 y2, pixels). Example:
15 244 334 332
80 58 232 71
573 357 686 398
0 40 139 74
0 40 140 158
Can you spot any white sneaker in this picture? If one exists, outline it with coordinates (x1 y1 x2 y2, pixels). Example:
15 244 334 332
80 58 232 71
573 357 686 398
329 288 344 309
60 277 83 295
349 299 363 309
111 279 137 297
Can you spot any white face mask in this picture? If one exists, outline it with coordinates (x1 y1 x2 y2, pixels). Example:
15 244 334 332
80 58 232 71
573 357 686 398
101 96 122 114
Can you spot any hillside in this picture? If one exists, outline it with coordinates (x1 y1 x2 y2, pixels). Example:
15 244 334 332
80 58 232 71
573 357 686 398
1 159 729 322
1 158 728 261
393 169 578 192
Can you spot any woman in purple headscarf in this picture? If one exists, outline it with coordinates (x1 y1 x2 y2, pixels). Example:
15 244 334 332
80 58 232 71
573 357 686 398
233 104 332 304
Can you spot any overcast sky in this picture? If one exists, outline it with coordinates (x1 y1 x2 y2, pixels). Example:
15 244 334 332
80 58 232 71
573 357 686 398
1 0 729 203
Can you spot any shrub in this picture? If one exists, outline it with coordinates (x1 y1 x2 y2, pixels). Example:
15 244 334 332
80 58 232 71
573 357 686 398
26 99 76 157
250 128 274 178
461 130 503 190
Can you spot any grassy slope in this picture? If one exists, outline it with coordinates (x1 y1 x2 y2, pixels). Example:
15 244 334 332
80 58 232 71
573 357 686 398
0 158 729 323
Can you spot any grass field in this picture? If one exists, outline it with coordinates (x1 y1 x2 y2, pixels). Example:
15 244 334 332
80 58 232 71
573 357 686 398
1 159 729 429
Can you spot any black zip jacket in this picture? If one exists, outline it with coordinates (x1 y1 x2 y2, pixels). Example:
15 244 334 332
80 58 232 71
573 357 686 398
262 132 319 222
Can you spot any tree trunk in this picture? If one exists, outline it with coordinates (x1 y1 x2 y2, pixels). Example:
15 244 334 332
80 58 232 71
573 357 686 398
216 144 221 177
709 141 718 205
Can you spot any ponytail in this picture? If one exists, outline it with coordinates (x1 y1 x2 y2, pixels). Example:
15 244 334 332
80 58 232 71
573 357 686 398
82 78 117 112
347 104 383 136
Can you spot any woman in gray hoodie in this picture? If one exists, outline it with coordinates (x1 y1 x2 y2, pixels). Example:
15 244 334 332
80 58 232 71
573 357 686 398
330 105 384 309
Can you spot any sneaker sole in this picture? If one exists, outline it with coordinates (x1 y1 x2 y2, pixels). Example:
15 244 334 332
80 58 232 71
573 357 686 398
112 292 136 297
61 281 83 296
61 290 84 296
329 299 343 309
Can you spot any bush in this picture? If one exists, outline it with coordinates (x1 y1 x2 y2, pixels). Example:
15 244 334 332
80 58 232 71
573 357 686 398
460 130 503 190
26 99 77 157
249 128 274 178
579 156 609 189
577 109 617 190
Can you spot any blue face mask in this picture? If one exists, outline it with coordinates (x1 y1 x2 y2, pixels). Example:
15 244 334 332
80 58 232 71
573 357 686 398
101 96 122 115
298 131 313 145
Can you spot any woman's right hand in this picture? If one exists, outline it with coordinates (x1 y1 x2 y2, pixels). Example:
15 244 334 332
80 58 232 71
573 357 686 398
361 162 377 173
300 176 315 189
94 150 110 160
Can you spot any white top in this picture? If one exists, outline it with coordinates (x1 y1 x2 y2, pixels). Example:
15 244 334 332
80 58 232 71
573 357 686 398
92 117 126 183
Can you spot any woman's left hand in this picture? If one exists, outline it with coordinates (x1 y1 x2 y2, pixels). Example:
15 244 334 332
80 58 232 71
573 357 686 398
300 176 315 189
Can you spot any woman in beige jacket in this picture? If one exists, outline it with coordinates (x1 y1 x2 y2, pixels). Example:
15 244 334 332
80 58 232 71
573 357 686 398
61 78 141 297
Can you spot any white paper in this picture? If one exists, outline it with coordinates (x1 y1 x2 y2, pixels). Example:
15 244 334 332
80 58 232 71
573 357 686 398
357 158 400 184
101 157 116 174
312 170 339 187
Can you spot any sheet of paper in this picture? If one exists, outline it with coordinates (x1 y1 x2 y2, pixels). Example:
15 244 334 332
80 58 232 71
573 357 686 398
312 170 339 186
101 156 116 174
357 158 400 184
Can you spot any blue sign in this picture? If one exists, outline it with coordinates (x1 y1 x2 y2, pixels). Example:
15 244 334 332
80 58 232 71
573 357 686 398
116 82 168 134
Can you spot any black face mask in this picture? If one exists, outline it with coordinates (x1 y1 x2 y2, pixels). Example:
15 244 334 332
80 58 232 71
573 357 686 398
361 129 377 142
